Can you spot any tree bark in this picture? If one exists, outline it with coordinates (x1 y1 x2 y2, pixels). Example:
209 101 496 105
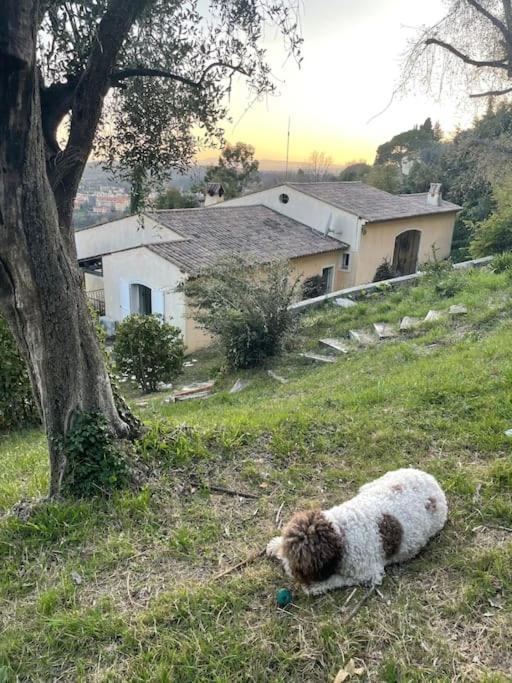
0 0 134 497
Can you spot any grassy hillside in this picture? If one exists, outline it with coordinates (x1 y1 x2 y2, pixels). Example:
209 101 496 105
1 266 512 682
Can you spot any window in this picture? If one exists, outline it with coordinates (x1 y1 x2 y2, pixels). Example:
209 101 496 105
78 256 103 276
340 252 351 271
130 283 152 315
278 193 290 204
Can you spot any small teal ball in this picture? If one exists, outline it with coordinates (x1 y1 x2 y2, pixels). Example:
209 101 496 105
276 588 293 607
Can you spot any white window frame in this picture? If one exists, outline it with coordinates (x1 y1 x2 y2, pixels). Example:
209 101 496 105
339 252 351 272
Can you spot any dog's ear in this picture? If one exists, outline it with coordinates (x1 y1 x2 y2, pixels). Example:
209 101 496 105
282 510 344 585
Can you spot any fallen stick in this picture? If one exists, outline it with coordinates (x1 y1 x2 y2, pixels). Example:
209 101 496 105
211 548 266 582
342 585 376 625
483 523 512 533
275 501 285 527
341 587 358 613
209 485 259 500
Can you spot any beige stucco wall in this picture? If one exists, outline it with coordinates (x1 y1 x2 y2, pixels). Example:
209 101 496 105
288 250 351 293
354 212 457 285
184 311 214 354
183 248 348 353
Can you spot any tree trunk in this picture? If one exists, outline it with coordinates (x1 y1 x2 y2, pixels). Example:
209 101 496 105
0 1 135 497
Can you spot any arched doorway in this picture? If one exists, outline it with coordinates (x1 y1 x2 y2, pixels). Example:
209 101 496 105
392 230 421 276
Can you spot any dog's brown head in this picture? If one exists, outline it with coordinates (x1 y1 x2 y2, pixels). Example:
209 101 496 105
282 510 344 585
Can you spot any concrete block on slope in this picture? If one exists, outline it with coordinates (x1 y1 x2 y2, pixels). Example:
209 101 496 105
349 329 376 346
424 310 445 323
319 338 350 353
373 322 397 339
268 370 289 384
300 352 337 363
400 316 422 331
449 304 468 315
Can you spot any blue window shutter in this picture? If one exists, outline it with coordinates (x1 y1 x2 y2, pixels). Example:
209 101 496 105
151 289 165 317
119 279 130 319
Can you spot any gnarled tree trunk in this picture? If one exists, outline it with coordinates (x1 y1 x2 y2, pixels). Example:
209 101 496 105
0 1 136 496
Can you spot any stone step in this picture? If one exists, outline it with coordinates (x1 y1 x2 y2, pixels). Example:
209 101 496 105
267 370 289 384
319 338 350 353
449 303 468 315
349 329 376 346
300 352 337 363
268 370 288 384
400 316 422 331
373 322 397 339
424 309 445 323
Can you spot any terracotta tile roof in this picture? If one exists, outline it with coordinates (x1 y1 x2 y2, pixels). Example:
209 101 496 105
285 182 461 222
147 205 347 275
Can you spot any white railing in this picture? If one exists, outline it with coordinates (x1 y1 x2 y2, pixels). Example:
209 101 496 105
290 256 494 312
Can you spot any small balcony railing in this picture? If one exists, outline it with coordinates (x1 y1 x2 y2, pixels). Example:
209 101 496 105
86 289 105 316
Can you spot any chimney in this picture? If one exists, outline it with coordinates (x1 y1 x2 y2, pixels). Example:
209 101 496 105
427 183 442 207
204 183 225 207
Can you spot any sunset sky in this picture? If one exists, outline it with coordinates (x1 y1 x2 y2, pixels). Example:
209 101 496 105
199 0 480 168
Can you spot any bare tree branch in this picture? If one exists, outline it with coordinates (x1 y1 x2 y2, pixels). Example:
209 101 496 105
111 62 248 88
470 85 512 97
425 37 508 69
50 0 150 226
466 0 509 37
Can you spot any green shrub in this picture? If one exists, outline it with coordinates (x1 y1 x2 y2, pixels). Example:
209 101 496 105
490 252 512 273
113 314 184 393
0 317 39 431
421 251 462 298
183 256 298 369
373 259 397 282
61 411 131 497
421 255 453 278
433 276 464 298
471 176 512 256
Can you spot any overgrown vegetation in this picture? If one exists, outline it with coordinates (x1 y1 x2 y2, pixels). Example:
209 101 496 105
154 187 199 210
471 176 512 257
373 259 397 282
0 317 39 432
183 256 298 369
301 274 326 299
114 315 184 393
60 412 132 498
490 251 512 274
1 266 512 681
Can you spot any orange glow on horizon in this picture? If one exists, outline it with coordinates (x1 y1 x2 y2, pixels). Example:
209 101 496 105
194 0 478 169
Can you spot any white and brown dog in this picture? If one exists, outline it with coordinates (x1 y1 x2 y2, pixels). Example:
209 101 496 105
267 468 447 595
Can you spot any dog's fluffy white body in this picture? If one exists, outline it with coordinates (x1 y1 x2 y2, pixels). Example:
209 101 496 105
267 468 447 595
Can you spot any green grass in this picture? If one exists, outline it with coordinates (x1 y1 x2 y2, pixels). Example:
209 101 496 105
1 267 512 681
